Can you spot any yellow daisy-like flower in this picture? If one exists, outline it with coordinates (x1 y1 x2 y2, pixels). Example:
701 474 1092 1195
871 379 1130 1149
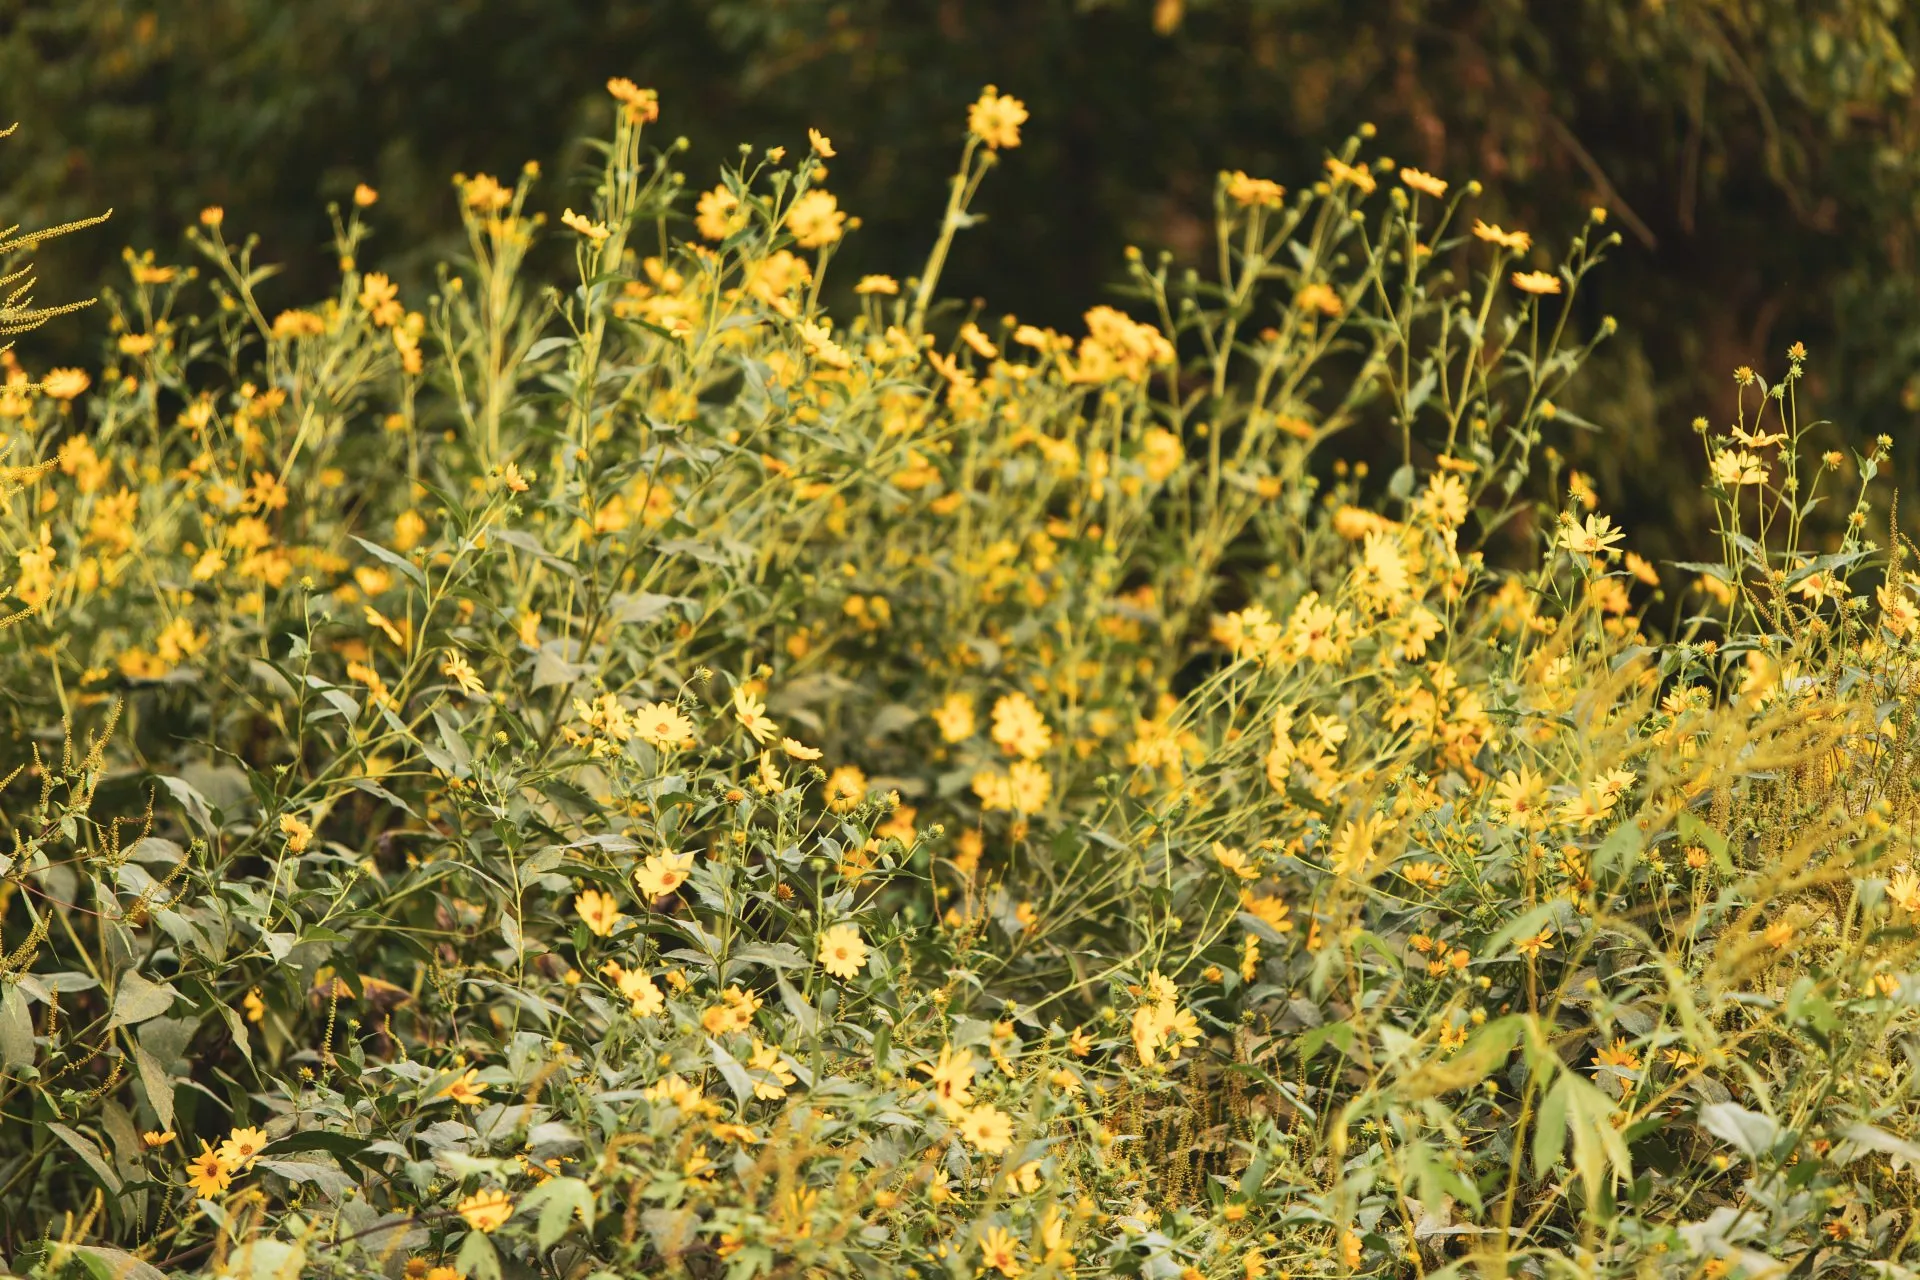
438 1067 488 1106
41 368 91 400
457 1187 514 1233
185 1142 232 1197
1472 219 1532 252
823 764 867 812
631 700 696 750
279 813 313 852
818 922 867 980
634 849 696 900
1511 269 1562 296
561 208 611 242
854 274 899 295
978 1225 1025 1277
780 737 822 760
786 189 846 249
968 85 1028 150
958 1102 1013 1154
441 650 486 700
732 685 779 743
574 888 623 937
1399 167 1448 198
217 1125 270 1173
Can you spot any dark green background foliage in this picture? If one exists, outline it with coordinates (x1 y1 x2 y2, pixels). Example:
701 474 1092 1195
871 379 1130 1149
3 0 1917 548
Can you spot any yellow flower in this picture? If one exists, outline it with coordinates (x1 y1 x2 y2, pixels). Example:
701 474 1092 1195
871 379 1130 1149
1511 270 1562 295
823 765 867 812
696 185 746 241
631 700 696 750
732 685 779 743
991 692 1051 759
959 1102 1013 1154
786 189 846 249
1515 928 1555 960
932 692 976 742
574 888 623 937
41 368 90 400
243 987 265 1024
780 737 822 760
439 1068 488 1106
1892 871 1920 914
1225 170 1285 207
1323 157 1376 194
605 77 659 123
279 813 313 852
818 922 867 980
615 966 665 1017
977 1224 1025 1277
441 650 486 699
1712 449 1767 487
393 508 428 551
749 1039 798 1099
457 1187 514 1233
353 183 379 207
968 85 1029 150
218 1125 270 1173
1211 842 1259 880
199 206 225 228
855 274 899 295
185 1142 232 1196
1399 167 1448 197
921 1044 976 1117
634 849 695 900
1556 512 1625 557
1472 220 1531 252
561 208 611 242
142 1129 174 1148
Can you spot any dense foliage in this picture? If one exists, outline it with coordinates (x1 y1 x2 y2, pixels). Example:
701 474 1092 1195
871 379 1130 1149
3 78 1920 1280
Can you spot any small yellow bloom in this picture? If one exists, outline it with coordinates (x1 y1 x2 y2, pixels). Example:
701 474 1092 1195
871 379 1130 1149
279 813 313 852
818 922 868 980
634 849 696 900
441 650 486 699
561 208 611 242
184 1142 231 1196
218 1125 269 1173
574 888 623 937
968 85 1028 150
457 1187 514 1233
1511 269 1562 296
1399 167 1448 197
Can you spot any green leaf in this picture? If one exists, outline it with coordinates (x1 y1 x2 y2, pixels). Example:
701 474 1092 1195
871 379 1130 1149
107 972 178 1030
0 984 33 1068
47 1122 121 1196
1590 820 1643 883
1698 1101 1780 1159
1533 1071 1569 1180
521 1176 596 1248
454 1227 502 1280
1297 1020 1357 1062
350 535 428 589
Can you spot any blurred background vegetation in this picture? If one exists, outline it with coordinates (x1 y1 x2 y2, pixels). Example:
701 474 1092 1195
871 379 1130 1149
2 0 1916 554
